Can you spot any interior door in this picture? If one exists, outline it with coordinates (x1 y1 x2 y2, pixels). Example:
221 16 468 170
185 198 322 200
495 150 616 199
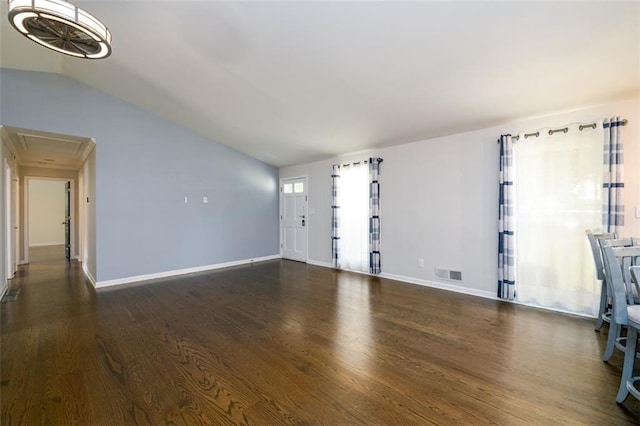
281 177 307 262
64 181 71 261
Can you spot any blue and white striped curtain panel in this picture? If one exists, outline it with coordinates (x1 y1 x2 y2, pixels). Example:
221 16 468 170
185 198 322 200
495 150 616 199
498 135 516 300
369 158 382 274
603 117 625 234
331 164 340 268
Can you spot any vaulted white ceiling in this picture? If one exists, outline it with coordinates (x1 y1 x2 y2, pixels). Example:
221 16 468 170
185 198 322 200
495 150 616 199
1 1 638 167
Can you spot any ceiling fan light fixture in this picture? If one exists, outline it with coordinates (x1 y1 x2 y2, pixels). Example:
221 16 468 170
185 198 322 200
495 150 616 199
8 0 112 59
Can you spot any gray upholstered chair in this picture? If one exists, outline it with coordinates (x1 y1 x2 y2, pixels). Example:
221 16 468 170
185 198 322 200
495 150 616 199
601 245 640 369
586 230 617 331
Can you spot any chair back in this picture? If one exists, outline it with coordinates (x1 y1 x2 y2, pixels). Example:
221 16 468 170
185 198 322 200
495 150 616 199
602 245 640 326
599 238 636 282
600 238 635 249
586 231 617 280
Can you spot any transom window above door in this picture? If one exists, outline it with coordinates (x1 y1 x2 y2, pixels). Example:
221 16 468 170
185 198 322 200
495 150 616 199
283 182 304 194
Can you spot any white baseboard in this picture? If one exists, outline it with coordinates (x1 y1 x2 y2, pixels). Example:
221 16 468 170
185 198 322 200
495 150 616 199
306 259 334 268
379 272 594 318
508 299 595 319
29 242 64 247
82 263 97 288
94 254 282 289
18 260 28 265
304 261 496 301
380 272 497 300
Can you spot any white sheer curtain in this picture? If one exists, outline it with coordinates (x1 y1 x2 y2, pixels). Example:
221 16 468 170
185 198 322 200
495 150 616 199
514 124 603 316
338 163 369 272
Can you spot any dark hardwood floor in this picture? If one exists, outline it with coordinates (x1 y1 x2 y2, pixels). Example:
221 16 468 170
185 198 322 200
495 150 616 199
2 249 639 425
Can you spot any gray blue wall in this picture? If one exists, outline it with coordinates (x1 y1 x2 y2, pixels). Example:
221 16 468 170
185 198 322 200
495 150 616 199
0 69 279 282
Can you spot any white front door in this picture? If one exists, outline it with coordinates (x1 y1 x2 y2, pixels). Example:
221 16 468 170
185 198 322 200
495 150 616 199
281 177 307 262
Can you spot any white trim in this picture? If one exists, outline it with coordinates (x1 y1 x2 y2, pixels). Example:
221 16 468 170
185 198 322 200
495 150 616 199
508 299 596 319
306 259 333 268
302 260 499 300
95 254 282 289
1 126 19 159
0 282 7 299
24 176 76 263
307 260 492 300
81 139 97 164
82 262 96 287
29 242 65 247
380 272 497 300
4 159 13 281
18 259 28 265
18 161 79 171
2 134 20 282
13 166 19 279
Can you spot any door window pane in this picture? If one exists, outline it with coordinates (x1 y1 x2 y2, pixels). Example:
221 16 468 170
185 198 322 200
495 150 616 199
294 182 304 193
283 183 293 193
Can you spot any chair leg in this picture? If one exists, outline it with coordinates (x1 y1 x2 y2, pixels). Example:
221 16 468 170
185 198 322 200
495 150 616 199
604 321 619 362
595 280 607 331
617 326 638 403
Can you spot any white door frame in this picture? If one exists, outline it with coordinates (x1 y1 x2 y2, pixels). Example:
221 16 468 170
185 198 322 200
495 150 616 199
78 170 84 264
4 159 17 280
279 175 308 262
13 168 19 273
24 176 75 264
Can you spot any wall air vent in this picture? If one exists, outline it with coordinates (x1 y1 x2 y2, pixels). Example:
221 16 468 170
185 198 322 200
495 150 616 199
436 268 463 282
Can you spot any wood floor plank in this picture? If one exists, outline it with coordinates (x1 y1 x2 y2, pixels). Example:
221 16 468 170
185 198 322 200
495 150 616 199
1 326 40 425
2 247 639 424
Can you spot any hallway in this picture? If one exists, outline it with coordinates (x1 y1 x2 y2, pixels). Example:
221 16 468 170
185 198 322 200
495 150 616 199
2 246 94 332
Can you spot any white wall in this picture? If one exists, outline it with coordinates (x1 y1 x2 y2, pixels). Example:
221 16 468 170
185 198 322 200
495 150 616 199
280 98 640 299
28 179 66 246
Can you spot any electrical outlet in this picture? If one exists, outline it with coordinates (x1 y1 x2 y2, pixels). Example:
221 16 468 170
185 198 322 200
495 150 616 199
203 196 208 204
418 258 424 268
184 196 188 204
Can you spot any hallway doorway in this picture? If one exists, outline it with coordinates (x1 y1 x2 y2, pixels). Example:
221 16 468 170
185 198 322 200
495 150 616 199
0 126 96 283
26 178 71 262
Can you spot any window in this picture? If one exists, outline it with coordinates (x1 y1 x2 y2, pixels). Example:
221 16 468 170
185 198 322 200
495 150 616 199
337 163 369 272
514 127 602 315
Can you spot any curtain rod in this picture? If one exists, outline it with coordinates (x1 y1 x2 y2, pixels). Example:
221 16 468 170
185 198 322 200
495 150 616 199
496 119 627 143
338 157 383 167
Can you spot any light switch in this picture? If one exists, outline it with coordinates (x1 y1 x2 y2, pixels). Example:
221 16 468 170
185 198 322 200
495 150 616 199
184 197 188 204
203 196 208 204
636 206 640 218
